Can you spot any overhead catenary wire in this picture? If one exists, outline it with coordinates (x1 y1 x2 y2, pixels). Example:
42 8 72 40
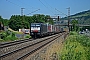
5 0 40 21
41 0 67 17
6 0 21 7
18 0 38 9
26 9 40 15
17 0 40 15
6 0 66 17
44 0 54 9
39 0 55 15
43 0 58 17
55 8 68 16
5 0 67 22
15 0 40 21
5 0 40 15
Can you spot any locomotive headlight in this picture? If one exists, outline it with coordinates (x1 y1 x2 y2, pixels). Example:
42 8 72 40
37 27 40 30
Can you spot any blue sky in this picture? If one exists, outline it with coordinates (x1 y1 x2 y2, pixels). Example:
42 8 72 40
0 0 90 19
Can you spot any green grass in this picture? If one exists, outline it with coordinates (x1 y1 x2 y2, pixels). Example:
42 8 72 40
0 30 31 42
24 34 31 38
0 31 18 42
59 31 90 60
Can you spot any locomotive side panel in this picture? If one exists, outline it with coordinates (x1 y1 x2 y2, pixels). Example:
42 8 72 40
40 23 47 36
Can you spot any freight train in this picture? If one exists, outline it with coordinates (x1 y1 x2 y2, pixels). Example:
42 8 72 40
30 23 63 38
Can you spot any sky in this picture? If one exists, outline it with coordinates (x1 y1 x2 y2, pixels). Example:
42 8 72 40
0 0 90 19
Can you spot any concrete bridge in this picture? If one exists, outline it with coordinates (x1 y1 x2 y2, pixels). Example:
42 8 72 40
55 24 90 31
56 24 90 27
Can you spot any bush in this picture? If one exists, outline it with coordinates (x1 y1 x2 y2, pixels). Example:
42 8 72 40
24 34 31 38
60 31 90 60
78 35 90 47
11 32 15 37
0 32 7 39
0 31 18 42
3 32 18 41
70 31 78 35
4 35 17 41
0 31 11 39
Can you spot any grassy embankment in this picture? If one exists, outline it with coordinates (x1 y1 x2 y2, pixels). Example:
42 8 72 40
42 31 90 60
0 31 18 42
0 28 31 42
60 31 90 60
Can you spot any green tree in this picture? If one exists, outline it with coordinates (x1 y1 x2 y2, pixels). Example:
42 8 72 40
44 15 54 24
71 20 78 31
3 19 9 26
0 16 9 26
8 14 54 31
9 15 23 31
31 14 53 24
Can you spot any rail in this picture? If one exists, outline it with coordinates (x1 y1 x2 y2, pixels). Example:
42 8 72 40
0 32 68 60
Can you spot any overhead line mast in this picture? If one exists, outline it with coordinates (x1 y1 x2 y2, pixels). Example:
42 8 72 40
67 7 70 32
21 8 25 16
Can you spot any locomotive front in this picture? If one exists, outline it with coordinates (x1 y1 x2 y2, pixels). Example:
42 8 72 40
30 23 41 38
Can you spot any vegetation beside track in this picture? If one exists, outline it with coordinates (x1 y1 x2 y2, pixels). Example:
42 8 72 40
0 29 31 42
0 31 18 42
59 31 90 60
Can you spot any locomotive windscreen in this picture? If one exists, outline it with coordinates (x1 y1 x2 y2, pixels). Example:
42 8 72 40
31 23 40 26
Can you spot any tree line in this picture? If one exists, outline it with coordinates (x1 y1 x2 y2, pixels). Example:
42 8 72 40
0 14 53 31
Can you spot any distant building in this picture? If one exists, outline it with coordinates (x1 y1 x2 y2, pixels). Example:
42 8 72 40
19 29 30 34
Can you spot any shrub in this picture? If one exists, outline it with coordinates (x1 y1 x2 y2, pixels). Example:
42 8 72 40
0 32 7 39
24 34 31 38
60 31 90 60
0 31 19 41
70 31 78 35
4 35 17 41
11 32 15 37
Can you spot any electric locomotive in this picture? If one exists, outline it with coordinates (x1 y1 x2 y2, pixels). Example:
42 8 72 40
30 23 47 38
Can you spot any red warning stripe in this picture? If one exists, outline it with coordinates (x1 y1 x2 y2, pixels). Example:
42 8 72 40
33 30 38 32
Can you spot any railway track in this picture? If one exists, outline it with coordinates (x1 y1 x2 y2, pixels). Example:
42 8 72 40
0 38 33 48
0 34 60 56
0 32 67 60
0 38 35 56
